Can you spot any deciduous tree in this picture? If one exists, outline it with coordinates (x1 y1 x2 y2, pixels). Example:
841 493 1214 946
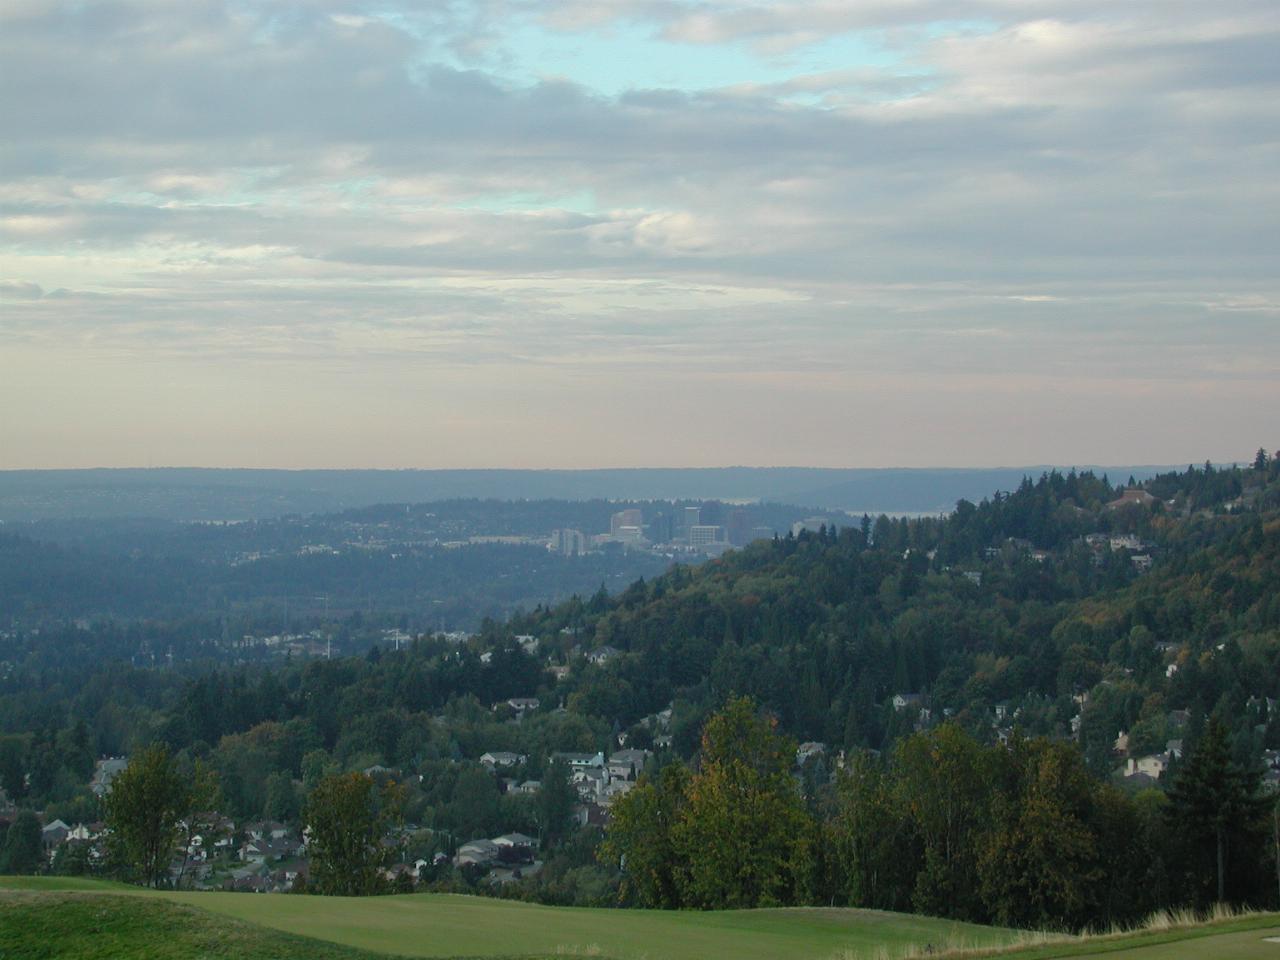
831 751 915 912
672 697 813 908
304 771 402 896
977 736 1102 929
599 761 690 907
103 744 193 887
895 724 988 919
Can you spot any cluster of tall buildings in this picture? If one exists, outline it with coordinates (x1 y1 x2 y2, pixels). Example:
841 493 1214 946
549 504 775 558
548 528 589 556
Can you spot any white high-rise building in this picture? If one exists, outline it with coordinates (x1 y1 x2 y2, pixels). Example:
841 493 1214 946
549 528 587 556
689 525 723 547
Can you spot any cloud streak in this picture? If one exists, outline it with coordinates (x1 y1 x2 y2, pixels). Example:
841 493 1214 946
1 0 1277 468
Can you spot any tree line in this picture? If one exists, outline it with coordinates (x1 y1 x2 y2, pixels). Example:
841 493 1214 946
602 697 1274 930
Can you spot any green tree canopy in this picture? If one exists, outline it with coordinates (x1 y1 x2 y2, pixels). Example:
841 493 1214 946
0 811 42 875
977 736 1102 929
672 696 813 908
536 757 576 848
304 771 403 896
894 724 989 919
599 761 691 907
1166 715 1269 904
103 744 195 888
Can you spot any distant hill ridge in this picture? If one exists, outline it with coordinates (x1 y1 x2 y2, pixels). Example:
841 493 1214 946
0 465 1181 521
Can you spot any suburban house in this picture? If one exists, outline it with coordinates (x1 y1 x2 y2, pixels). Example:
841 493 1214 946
796 742 826 765
245 821 291 843
601 780 635 805
480 751 527 770
1106 488 1157 510
41 820 71 851
571 765 608 801
553 751 604 769
892 693 923 711
586 646 621 665
1110 534 1145 552
455 839 500 867
572 803 609 828
493 832 537 855
90 757 128 796
514 635 538 653
1125 752 1172 779
606 748 651 780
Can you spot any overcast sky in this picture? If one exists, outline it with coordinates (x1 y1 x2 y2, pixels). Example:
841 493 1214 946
2 0 1277 469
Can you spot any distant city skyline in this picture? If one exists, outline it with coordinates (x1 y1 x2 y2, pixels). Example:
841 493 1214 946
2 1 1277 469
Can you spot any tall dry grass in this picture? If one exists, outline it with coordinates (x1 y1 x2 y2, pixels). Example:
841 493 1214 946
828 902 1268 960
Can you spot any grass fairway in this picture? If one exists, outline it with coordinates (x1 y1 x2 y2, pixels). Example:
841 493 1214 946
1092 926 1280 958
10 878 1278 960
993 913 1280 960
0 889 388 960
1 878 1013 960
171 892 1013 960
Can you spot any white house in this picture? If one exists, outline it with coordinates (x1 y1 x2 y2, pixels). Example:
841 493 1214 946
480 751 526 769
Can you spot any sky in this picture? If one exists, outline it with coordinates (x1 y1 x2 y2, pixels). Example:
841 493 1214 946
1 0 1278 469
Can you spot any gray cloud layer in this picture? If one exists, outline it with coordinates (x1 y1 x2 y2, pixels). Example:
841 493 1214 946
2 0 1277 468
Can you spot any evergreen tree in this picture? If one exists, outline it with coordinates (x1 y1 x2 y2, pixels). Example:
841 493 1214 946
537 757 576 848
1166 716 1269 904
0 735 27 803
0 811 42 875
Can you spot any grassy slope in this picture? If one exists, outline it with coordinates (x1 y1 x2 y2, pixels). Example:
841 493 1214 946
1007 915 1280 959
0 878 1012 960
0 890 390 960
5 879 1277 960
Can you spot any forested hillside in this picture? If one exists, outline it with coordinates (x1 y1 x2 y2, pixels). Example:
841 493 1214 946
516 457 1280 758
3 454 1279 927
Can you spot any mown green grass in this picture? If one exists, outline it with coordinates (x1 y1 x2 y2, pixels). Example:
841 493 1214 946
987 913 1280 960
0 878 1013 960
173 893 1013 960
0 890 392 960
6 877 1277 960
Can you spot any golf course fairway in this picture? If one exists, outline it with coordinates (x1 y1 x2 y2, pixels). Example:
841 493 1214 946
4 878 1280 960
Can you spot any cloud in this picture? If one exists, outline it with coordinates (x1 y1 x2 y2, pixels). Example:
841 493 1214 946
0 279 43 299
1 0 1277 466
